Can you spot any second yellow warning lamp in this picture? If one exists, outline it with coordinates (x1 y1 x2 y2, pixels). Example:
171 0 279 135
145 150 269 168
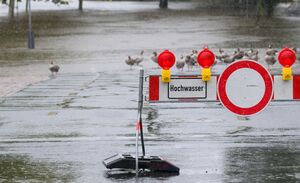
158 50 176 83
278 48 296 81
197 48 215 81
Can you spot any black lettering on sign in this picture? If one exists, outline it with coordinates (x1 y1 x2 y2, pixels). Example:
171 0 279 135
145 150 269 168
169 85 204 92
167 78 208 99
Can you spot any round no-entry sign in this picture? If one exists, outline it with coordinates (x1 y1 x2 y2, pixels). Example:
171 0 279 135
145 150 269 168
217 60 273 116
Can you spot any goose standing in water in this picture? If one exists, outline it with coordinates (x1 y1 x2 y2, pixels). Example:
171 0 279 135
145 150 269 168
218 48 235 64
125 56 135 69
176 55 185 72
151 51 158 64
215 49 223 61
134 50 144 66
191 50 198 63
223 51 237 64
235 48 244 60
250 50 259 61
185 55 196 71
292 47 300 62
265 51 276 70
216 48 226 62
266 44 277 56
246 49 259 61
49 61 60 75
151 51 158 68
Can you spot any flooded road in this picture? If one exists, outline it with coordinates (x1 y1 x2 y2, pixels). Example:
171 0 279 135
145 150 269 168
0 1 300 182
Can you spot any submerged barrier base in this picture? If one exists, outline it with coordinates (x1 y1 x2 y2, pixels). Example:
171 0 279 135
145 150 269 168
103 154 180 173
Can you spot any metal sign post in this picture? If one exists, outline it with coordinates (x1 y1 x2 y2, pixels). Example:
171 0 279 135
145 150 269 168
135 69 146 176
27 0 34 49
138 70 145 156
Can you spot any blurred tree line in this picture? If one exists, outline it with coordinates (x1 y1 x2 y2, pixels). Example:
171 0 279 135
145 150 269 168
1 0 82 17
0 0 292 18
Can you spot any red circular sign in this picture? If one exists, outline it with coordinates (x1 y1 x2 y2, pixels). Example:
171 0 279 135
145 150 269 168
217 60 273 116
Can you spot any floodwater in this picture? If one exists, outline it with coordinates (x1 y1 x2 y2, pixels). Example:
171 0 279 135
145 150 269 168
0 1 300 182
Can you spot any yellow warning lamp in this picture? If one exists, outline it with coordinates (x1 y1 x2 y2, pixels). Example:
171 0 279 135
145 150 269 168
158 50 176 83
278 48 296 81
197 47 215 81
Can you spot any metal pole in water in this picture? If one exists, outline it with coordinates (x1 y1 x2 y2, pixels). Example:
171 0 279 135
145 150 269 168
27 0 34 49
135 69 144 176
138 70 145 156
135 118 139 177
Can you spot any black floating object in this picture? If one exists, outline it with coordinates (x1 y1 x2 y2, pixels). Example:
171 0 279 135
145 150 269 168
103 154 180 173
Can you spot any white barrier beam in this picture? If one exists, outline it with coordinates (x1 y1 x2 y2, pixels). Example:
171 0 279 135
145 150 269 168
148 75 300 103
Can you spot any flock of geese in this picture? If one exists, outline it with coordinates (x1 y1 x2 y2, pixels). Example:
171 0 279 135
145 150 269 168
47 46 300 75
125 46 300 71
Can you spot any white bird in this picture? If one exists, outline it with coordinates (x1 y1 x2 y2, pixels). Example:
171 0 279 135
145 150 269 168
248 49 259 61
134 50 144 65
176 55 185 72
49 61 60 75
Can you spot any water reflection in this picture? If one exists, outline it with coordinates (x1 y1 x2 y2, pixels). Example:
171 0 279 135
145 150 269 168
147 121 163 135
104 169 179 181
223 146 300 183
0 154 76 182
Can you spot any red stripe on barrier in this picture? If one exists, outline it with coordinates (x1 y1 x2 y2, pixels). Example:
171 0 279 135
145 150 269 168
293 75 300 99
136 121 141 131
216 75 219 100
149 76 159 101
272 75 275 100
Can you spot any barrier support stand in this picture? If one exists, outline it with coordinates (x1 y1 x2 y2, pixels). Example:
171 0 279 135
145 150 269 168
103 70 180 174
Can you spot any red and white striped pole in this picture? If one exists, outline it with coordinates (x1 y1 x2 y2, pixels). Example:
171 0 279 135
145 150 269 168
135 69 145 177
135 118 139 176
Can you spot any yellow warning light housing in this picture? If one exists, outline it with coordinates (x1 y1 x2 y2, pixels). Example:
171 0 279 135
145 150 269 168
161 69 171 83
202 68 211 81
282 67 292 81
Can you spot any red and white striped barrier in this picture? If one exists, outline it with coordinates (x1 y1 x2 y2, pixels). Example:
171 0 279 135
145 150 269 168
273 75 300 100
148 75 300 102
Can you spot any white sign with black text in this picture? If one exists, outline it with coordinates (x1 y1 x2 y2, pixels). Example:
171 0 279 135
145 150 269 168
168 78 207 99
